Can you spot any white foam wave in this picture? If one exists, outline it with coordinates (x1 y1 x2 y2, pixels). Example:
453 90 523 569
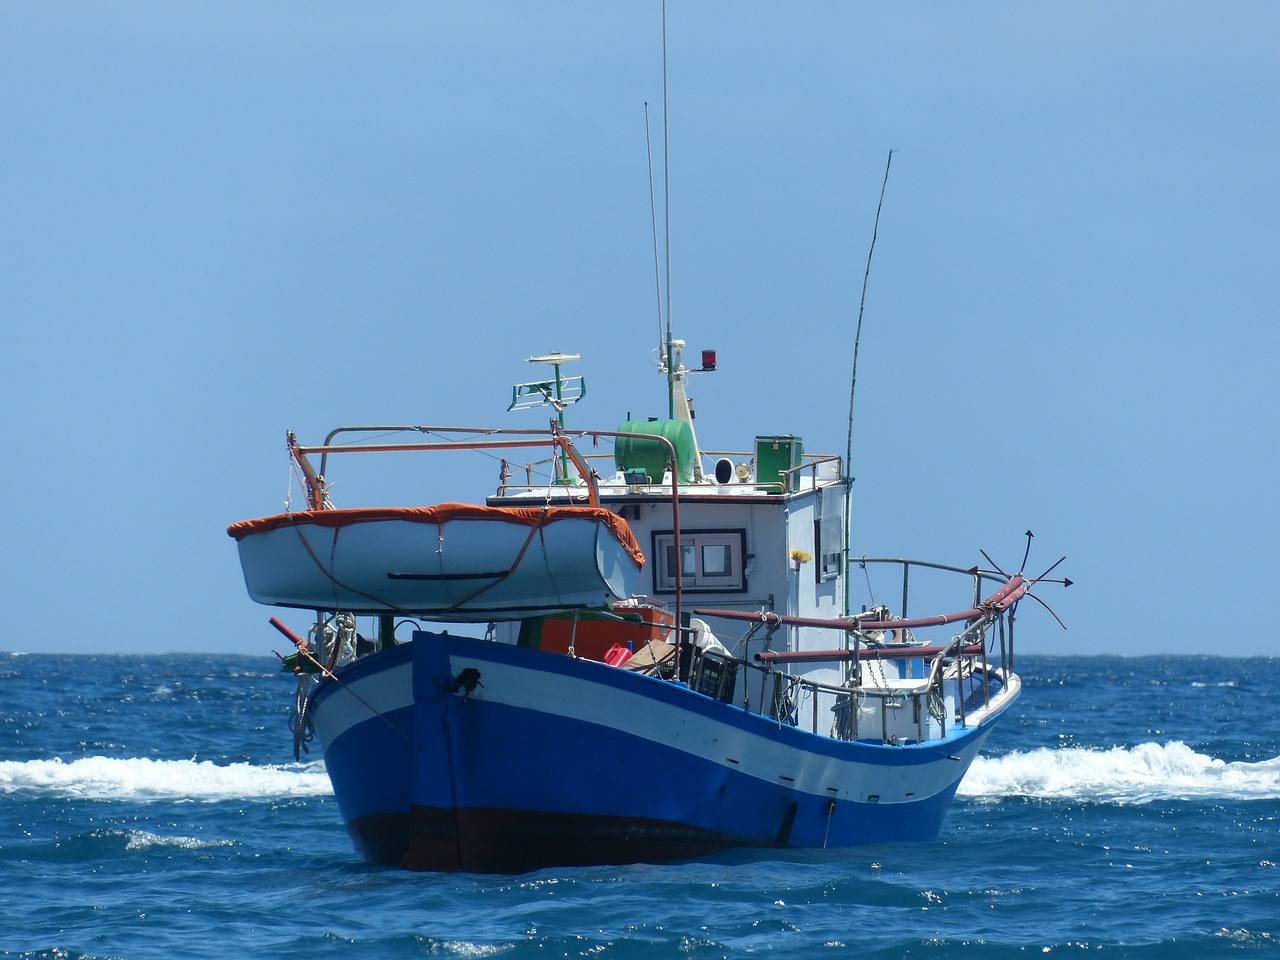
122 829 235 851
0 757 333 801
960 741 1280 804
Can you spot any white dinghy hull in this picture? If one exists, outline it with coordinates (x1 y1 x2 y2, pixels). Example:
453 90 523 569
229 503 645 620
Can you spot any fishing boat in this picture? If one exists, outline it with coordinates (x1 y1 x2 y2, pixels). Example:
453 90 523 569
229 343 1064 872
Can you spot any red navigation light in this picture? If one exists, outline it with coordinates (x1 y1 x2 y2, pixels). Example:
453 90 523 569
701 349 717 371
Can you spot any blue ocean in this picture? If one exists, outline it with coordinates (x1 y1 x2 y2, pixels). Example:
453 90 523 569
2 653 1277 958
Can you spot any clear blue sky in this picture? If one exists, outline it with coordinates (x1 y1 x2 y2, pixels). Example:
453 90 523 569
3 3 1277 656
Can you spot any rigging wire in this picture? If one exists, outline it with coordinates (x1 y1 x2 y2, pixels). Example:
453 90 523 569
644 101 665 356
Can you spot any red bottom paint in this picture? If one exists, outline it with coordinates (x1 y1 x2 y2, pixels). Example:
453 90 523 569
349 806 745 873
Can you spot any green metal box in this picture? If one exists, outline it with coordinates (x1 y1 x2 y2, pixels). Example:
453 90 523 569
755 435 802 493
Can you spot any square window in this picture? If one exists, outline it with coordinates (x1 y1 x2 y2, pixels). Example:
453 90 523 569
652 530 746 594
702 544 732 577
664 544 696 582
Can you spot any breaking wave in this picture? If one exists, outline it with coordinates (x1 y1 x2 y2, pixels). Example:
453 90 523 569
0 827 239 864
9 744 1275 807
960 741 1280 803
0 756 333 801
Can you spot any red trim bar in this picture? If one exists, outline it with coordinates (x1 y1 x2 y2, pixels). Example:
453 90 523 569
754 643 983 664
695 574 1027 634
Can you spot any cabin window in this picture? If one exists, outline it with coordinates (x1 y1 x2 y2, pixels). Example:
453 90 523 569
652 530 747 593
815 485 845 583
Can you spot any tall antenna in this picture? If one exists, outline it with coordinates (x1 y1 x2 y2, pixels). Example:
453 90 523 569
844 149 895 613
661 0 675 419
644 101 664 356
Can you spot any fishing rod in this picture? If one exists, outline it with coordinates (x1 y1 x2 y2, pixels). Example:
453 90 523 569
843 149 895 615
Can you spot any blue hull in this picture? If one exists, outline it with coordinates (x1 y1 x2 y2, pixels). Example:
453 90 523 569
310 630 1005 872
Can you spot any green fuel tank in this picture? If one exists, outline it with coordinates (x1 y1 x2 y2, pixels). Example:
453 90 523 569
615 419 696 483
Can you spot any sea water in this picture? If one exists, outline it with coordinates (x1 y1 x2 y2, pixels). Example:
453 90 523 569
2 653 1277 959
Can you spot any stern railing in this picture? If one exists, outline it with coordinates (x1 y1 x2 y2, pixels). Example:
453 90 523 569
691 564 1030 744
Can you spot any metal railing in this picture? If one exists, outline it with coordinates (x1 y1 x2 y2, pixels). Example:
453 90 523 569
686 561 1028 745
682 639 1005 746
494 448 844 498
851 557 1018 674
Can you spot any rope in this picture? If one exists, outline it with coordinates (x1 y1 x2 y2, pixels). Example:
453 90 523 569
318 612 356 673
288 519 416 616
860 558 877 607
289 675 316 760
439 506 552 613
285 505 555 616
272 620 412 744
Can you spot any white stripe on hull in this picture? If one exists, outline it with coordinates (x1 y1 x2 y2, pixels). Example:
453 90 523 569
313 641 1013 807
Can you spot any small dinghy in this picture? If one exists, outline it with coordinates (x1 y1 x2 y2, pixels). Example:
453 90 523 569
229 503 645 619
